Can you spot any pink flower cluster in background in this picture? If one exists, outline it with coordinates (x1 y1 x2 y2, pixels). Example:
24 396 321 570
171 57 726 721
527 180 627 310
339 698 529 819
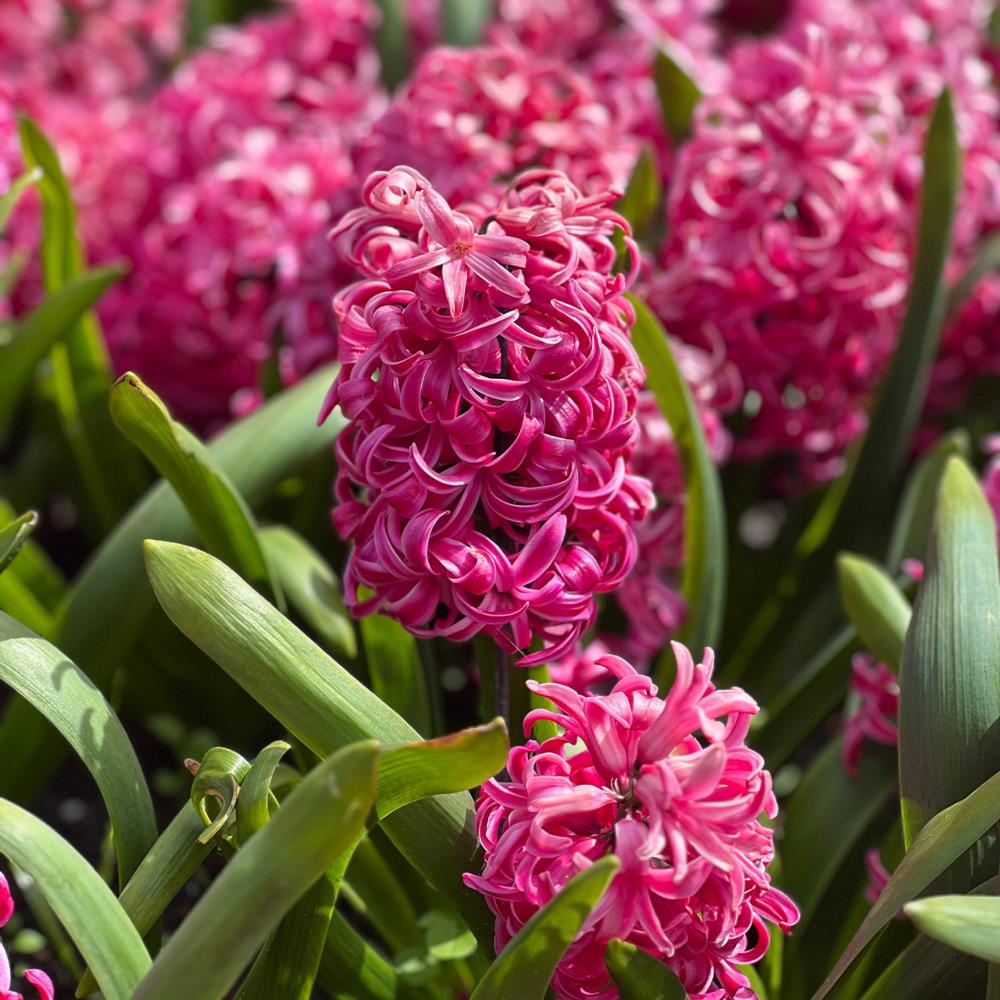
0 874 52 1000
465 643 799 999
841 653 900 778
324 166 651 664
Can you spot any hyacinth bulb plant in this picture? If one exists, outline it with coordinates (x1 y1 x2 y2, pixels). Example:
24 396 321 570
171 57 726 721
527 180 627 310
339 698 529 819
1 3 1000 1000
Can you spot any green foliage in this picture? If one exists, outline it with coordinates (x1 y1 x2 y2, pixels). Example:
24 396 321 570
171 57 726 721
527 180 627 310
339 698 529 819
0 511 37 576
606 939 689 999
905 895 1000 963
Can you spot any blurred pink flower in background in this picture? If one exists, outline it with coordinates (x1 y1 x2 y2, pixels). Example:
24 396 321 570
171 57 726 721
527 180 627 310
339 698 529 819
841 653 900 778
0 874 53 1000
465 643 798 999
324 167 651 664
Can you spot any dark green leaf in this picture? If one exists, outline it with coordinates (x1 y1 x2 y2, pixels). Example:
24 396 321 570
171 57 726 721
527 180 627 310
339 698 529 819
318 911 407 1000
344 836 423 952
899 457 1000 867
142 539 493 945
0 801 151 1000
110 372 275 596
947 230 1000 320
373 0 410 89
440 0 492 46
362 613 433 737
0 266 123 440
0 365 343 805
905 896 1000 962
629 296 726 662
132 741 379 1000
812 770 1000 1000
836 554 911 670
653 50 701 145
0 613 157 885
470 857 620 1000
0 511 37 576
259 526 356 658
616 147 661 244
606 939 688 999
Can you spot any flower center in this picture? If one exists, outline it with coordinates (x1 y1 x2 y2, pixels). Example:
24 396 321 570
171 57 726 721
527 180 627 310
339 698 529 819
451 238 473 258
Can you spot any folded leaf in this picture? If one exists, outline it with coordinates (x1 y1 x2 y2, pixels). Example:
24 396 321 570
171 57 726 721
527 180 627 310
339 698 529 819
905 896 1000 963
836 554 911 670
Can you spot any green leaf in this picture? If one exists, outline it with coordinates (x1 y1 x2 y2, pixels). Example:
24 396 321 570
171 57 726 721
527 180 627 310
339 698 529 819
440 0 492 46
18 116 143 530
812 770 1000 1000
629 296 726 662
142 539 493 945
899 457 1000 865
820 90 961 554
782 741 896 936
190 746 251 844
0 511 37 576
606 939 688 999
236 873 336 1000
110 372 275 596
0 266 123 440
0 613 157 885
836 554 911 670
0 501 63 611
0 800 151 1000
905 896 1000 962
470 857 620 1000
318 910 407 1000
236 740 292 847
0 167 40 233
947 230 1000 320
856 933 986 1000
373 0 410 89
132 741 379 1000
616 147 661 246
653 50 701 145
377 718 508 820
362 613 433 737
0 365 343 805
259 525 356 659
886 429 970 568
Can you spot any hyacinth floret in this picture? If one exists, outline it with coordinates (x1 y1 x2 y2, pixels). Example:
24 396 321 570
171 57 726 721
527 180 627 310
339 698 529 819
841 652 899 778
1 874 53 1000
325 166 651 664
465 642 799 1000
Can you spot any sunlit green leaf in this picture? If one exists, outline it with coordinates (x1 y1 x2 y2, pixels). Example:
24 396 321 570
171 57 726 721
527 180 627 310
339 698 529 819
836 554 911 670
236 740 291 846
0 167 40 233
0 511 37 576
362 613 433 737
653 50 701 144
906 895 1000 962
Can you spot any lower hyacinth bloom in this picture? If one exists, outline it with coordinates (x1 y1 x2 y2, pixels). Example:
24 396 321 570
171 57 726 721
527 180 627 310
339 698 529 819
465 643 799 1000
841 653 899 779
0 875 53 1000
325 166 651 664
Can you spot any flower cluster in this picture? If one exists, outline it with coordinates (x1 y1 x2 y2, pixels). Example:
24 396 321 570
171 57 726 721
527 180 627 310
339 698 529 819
359 42 641 204
841 653 900 778
648 26 909 486
1 874 53 1000
465 643 799 999
325 166 650 664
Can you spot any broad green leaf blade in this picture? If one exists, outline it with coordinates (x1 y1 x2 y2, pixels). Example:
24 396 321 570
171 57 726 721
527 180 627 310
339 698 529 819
440 0 492 46
0 800 151 1000
812 770 1000 1000
470 857 620 1000
782 741 896 935
0 167 40 233
857 934 985 1000
653 50 701 144
259 525 356 659
822 90 961 554
132 742 379 1000
362 613 433 737
0 612 156 885
19 116 143 529
0 511 37 575
0 365 343 804
236 740 292 846
886 429 970 568
906 896 1000 962
236 872 335 1000
77 803 218 997
629 296 726 662
110 372 274 595
373 0 410 89
318 910 406 1000
899 457 1000 864
142 540 493 945
606 939 688 999
0 266 123 440
344 836 422 952
836 554 911 670
377 719 508 820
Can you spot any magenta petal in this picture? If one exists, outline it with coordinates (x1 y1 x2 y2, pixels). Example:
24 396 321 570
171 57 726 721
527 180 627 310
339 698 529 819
512 514 567 587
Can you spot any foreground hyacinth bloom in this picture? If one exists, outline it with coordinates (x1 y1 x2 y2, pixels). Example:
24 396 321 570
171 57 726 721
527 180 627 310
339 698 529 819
465 643 798 999
324 167 651 664
0 875 53 1000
